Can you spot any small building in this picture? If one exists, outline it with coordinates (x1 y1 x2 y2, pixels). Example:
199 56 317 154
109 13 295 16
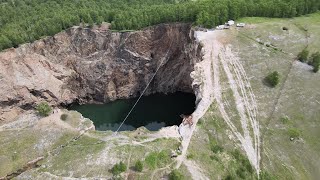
227 20 235 26
237 23 246 27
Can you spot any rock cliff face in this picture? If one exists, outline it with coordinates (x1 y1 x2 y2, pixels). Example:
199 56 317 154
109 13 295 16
0 23 202 124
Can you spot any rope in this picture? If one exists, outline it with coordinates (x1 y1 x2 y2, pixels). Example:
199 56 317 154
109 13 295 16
114 40 173 134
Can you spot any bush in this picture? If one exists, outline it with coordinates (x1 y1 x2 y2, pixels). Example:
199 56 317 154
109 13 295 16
297 49 309 62
224 174 236 180
211 144 224 153
134 160 143 172
236 166 247 179
314 64 320 73
111 161 127 176
265 71 280 87
145 150 171 169
60 114 68 121
186 153 194 159
157 150 170 167
280 116 290 124
282 27 289 31
145 152 157 169
231 149 253 174
36 102 52 117
288 128 301 139
242 157 253 173
259 170 277 180
169 169 184 180
210 155 219 161
310 52 320 73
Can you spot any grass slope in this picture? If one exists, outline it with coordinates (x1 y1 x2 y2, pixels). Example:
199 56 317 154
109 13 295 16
186 12 320 180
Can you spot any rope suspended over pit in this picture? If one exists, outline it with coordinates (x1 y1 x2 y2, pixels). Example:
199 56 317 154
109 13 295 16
113 40 173 134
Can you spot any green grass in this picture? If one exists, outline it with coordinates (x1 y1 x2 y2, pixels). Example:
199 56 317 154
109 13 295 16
41 135 106 177
229 12 320 179
145 150 171 169
0 130 38 176
238 17 283 24
64 111 83 128
0 128 79 177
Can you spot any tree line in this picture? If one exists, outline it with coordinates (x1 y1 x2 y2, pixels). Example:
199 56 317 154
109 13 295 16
0 0 319 51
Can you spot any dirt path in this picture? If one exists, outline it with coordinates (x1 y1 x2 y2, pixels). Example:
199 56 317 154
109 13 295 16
219 45 260 172
176 30 215 169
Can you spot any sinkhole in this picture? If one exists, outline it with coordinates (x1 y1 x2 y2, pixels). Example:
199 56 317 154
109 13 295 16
69 92 196 131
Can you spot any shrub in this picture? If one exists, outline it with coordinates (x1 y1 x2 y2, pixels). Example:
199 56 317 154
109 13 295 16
242 157 253 173
236 166 247 179
231 149 242 161
265 71 280 87
210 155 219 161
60 114 68 121
280 116 290 124
169 169 184 180
186 153 194 159
282 27 289 31
231 149 253 174
145 152 157 169
288 128 301 139
36 102 52 116
111 161 127 176
314 64 320 73
297 49 309 62
310 52 320 73
145 150 171 169
134 160 143 172
259 170 277 180
224 174 236 180
211 144 224 153
157 150 171 168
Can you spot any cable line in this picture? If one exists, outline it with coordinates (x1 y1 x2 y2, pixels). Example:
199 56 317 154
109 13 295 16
114 40 173 134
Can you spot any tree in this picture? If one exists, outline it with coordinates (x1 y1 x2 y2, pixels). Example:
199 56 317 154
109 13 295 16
134 160 143 172
0 35 13 50
111 161 127 176
265 71 280 87
0 0 319 51
169 169 184 180
36 102 52 116
87 15 94 28
96 16 104 25
297 48 309 62
196 11 211 28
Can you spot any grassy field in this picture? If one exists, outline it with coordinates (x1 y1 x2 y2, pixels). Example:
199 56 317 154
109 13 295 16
237 12 320 180
185 12 320 180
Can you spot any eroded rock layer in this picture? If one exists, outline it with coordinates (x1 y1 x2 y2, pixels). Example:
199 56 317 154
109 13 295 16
0 23 202 123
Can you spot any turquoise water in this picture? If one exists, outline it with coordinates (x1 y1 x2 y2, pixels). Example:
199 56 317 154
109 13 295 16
69 92 196 131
